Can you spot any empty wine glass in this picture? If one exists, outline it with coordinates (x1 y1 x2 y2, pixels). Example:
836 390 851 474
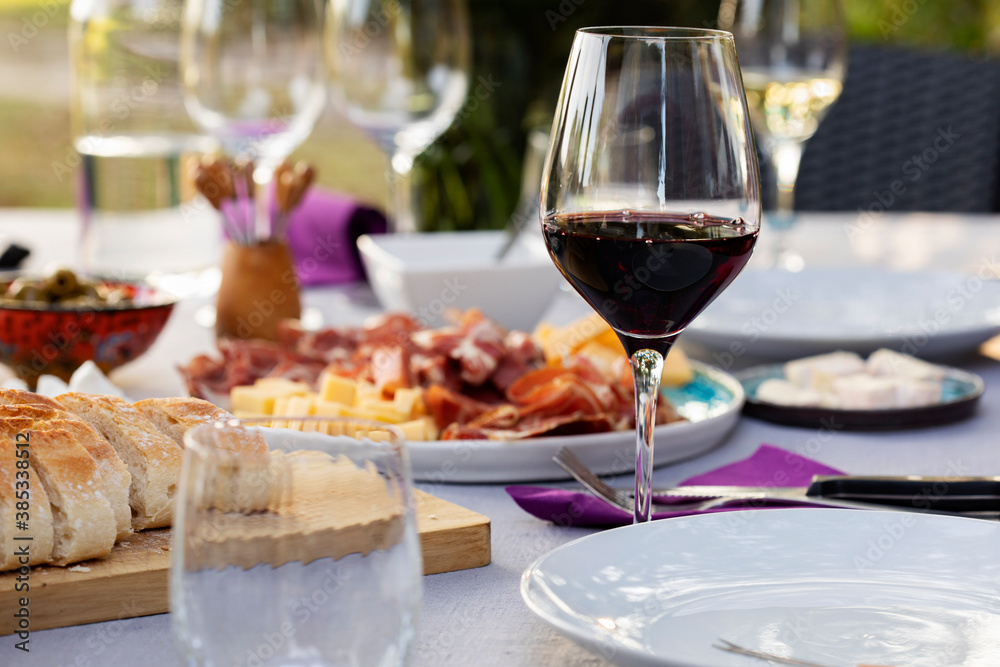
541 27 761 523
324 0 471 233
719 0 847 271
180 0 326 239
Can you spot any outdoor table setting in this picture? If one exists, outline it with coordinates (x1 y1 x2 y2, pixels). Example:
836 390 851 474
3 0 1000 665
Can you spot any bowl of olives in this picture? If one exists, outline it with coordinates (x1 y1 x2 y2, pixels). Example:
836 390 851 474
0 269 177 388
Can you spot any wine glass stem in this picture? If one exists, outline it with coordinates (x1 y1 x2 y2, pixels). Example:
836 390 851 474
772 138 804 215
388 151 417 234
631 348 665 524
767 137 804 264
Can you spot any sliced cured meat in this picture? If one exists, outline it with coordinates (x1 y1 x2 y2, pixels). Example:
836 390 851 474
370 346 412 398
440 414 614 440
425 385 495 429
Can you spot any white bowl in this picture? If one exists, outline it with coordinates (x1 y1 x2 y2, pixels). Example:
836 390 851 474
357 231 564 331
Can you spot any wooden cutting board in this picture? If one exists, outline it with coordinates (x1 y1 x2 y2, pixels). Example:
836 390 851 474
0 488 489 635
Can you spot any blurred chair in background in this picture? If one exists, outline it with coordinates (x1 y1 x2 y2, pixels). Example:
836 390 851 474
792 45 1000 213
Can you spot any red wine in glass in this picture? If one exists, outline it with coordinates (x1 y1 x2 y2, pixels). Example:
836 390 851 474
542 210 757 357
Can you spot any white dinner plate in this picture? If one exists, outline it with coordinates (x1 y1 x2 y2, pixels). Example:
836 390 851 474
684 267 1000 359
409 361 743 483
521 508 1000 667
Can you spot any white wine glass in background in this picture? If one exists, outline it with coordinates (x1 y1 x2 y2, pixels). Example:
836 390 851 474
719 0 847 271
180 0 326 239
69 0 221 296
325 0 471 233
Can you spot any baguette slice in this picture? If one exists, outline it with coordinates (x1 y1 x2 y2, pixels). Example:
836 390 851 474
0 389 65 410
23 428 116 565
42 419 132 540
0 403 60 422
136 398 272 512
57 393 181 530
0 403 133 539
134 397 257 451
0 419 55 570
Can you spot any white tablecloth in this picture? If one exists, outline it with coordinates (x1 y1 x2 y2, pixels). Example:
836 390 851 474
3 210 1000 667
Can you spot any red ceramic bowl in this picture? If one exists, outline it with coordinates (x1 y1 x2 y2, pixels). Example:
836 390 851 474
0 279 177 388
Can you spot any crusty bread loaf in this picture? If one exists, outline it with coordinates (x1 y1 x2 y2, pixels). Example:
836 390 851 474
24 428 116 565
0 403 60 422
0 403 133 540
0 389 65 411
56 393 181 530
0 419 55 570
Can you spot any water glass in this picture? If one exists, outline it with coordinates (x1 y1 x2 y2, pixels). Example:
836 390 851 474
69 0 221 293
171 418 422 667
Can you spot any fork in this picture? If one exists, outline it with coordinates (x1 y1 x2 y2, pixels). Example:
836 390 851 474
552 447 731 514
713 639 896 667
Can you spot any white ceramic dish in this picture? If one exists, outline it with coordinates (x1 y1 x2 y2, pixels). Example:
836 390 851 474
408 361 743 483
684 267 1000 359
522 508 1000 667
357 231 564 331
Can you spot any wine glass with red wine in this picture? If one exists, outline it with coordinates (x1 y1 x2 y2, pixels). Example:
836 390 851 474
540 27 761 523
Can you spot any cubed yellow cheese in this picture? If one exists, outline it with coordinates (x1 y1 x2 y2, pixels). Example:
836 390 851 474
283 418 306 431
354 382 379 404
314 399 348 418
338 405 382 421
233 410 270 420
392 388 422 419
423 416 440 440
254 378 312 396
661 346 694 387
231 386 277 415
577 340 625 380
272 397 292 416
317 420 343 436
320 372 357 405
285 395 316 416
393 415 439 441
368 430 394 442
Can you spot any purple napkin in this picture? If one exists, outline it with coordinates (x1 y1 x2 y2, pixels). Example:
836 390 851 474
285 188 387 285
506 445 845 528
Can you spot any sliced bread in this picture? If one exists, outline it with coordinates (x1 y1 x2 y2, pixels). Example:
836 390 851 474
134 397 248 450
56 393 181 530
0 389 65 410
24 428 116 565
0 403 132 540
42 419 132 540
0 419 55 570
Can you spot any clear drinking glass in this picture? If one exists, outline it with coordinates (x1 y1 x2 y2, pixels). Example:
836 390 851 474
171 418 422 667
324 0 471 233
180 0 326 240
540 27 761 522
719 0 847 270
69 0 221 294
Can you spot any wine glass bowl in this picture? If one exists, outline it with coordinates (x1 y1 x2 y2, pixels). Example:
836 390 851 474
719 0 847 269
540 27 760 522
180 0 326 233
324 0 471 232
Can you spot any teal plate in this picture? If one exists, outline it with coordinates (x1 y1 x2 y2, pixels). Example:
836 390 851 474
736 364 985 431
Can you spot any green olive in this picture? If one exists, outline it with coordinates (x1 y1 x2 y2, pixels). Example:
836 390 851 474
46 269 79 298
10 284 39 302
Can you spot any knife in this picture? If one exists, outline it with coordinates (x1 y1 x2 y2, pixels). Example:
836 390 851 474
652 476 1000 516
